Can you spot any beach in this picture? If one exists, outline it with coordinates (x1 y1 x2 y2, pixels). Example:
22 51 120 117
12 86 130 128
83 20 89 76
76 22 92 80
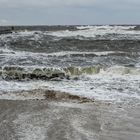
0 99 140 140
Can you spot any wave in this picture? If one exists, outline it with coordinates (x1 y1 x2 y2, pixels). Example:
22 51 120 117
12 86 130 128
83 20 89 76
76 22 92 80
1 25 140 41
76 25 136 30
0 66 100 80
1 47 138 67
48 25 140 39
46 51 126 57
0 49 127 57
1 65 140 80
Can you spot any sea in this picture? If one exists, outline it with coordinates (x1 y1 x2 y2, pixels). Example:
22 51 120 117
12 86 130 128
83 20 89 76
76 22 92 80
0 25 140 102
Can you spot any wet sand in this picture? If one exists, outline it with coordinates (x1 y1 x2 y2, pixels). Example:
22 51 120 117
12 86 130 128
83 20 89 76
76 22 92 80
0 99 140 140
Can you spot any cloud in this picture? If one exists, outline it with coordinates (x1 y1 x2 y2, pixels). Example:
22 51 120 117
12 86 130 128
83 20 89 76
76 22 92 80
0 0 140 9
0 19 9 25
0 0 140 25
0 0 140 11
0 0 98 7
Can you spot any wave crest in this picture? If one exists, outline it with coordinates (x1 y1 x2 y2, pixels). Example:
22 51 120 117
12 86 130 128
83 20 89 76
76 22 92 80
1 66 140 80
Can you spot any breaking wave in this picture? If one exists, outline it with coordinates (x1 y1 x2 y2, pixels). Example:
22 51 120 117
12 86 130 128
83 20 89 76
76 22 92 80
0 66 101 80
1 66 140 80
48 25 140 39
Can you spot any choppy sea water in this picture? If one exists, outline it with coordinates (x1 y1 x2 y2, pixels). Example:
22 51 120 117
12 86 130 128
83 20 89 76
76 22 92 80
0 25 140 102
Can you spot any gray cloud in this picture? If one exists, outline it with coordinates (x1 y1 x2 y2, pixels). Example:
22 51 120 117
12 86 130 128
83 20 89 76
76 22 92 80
0 0 98 7
0 0 139 7
0 0 140 25
0 19 9 25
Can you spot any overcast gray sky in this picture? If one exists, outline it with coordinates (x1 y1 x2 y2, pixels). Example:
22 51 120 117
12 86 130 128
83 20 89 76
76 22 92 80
0 0 140 25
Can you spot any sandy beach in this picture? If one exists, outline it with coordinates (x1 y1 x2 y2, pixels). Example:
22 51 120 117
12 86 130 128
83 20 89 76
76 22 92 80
0 99 140 140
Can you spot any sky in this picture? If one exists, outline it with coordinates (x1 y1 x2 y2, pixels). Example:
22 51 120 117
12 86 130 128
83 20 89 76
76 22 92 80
0 0 140 25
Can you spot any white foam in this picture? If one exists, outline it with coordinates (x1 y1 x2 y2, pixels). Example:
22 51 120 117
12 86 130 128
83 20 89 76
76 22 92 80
13 113 46 140
0 26 138 41
45 74 140 102
100 66 140 75
0 47 14 54
0 71 140 102
47 51 124 57
76 25 136 30
0 49 125 58
0 48 127 67
0 80 40 92
0 80 46 100
0 30 42 44
48 25 140 38
0 26 139 41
